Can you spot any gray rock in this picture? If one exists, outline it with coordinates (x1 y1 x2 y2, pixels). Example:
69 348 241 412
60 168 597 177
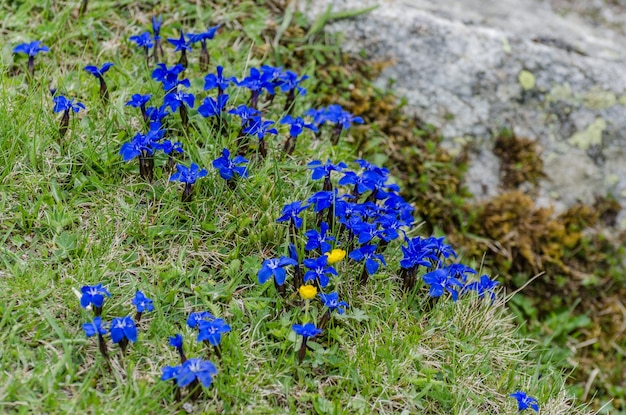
299 0 626 227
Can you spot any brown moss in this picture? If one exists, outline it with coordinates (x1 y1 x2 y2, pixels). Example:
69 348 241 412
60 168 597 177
493 129 545 190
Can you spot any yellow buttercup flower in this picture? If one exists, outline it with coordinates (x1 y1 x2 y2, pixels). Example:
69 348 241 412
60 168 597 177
326 249 346 264
298 285 317 300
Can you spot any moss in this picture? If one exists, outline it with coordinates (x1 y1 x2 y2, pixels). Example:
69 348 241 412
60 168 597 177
493 130 545 190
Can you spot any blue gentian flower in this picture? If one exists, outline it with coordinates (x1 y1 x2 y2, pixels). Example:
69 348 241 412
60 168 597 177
348 244 386 276
280 115 317 137
156 140 183 156
84 62 114 78
198 94 229 118
170 162 207 185
110 316 137 344
424 236 457 261
276 201 310 230
189 24 220 44
292 322 322 338
119 130 160 161
242 117 278 139
167 30 192 52
279 70 308 95
170 163 208 202
197 318 231 346
304 107 330 128
167 30 191 68
229 104 260 126
131 290 154 313
204 66 234 95
83 317 106 337
161 365 181 382
163 90 195 112
319 292 349 314
13 40 49 57
152 15 163 38
307 190 338 214
258 256 298 286
14 40 49 76
53 96 85 113
212 148 248 181
80 284 111 310
169 334 184 349
303 256 337 288
304 222 335 253
237 67 273 108
510 391 539 412
187 311 214 329
308 160 347 181
422 268 464 301
146 105 170 123
325 104 364 145
152 63 185 91
463 274 500 300
125 93 151 108
129 32 153 49
126 94 152 122
189 24 220 72
176 358 217 388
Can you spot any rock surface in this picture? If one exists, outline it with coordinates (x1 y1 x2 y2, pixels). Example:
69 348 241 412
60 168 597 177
299 0 626 227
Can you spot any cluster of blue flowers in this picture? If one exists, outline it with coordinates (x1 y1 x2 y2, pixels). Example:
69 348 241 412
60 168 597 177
14 9 541 411
80 285 153 357
160 311 230 399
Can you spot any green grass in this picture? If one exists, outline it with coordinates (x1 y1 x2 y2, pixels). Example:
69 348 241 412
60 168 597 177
0 1 591 413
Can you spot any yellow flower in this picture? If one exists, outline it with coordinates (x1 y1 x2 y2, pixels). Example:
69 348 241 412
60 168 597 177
298 285 317 300
326 249 346 264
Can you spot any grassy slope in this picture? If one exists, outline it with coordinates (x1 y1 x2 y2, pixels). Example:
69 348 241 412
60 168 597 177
0 1 590 414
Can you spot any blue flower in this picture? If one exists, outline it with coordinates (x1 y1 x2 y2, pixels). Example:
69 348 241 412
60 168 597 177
170 163 208 185
156 140 183 155
84 62 114 78
280 115 317 137
163 90 195 112
422 268 464 301
242 117 278 140
161 365 181 381
229 104 260 126
292 322 322 338
119 133 153 161
198 94 229 118
189 24 220 43
510 391 539 412
348 244 386 276
258 256 298 285
279 70 308 95
125 94 152 108
307 160 347 181
80 284 111 309
307 190 337 213
237 67 273 94
176 358 217 388
304 222 335 253
212 148 248 180
319 292 349 314
129 32 153 49
187 311 214 329
53 96 85 113
463 274 500 300
13 40 49 57
303 256 337 288
146 105 170 123
276 201 310 229
400 236 438 269
131 290 154 313
169 334 184 349
197 318 231 346
152 15 163 38
423 236 457 261
204 65 234 94
83 317 106 337
152 63 185 90
109 316 137 343
167 30 192 52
